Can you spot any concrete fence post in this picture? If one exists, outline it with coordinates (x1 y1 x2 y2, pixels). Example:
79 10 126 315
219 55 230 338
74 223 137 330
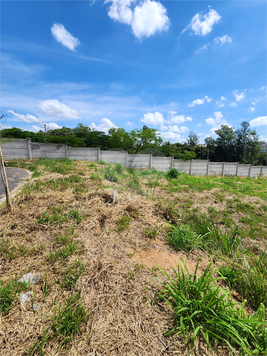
27 138 32 159
171 157 174 169
125 151 128 168
65 144 69 159
236 163 239 176
189 160 193 175
149 154 152 169
260 166 263 176
97 148 100 161
248 164 252 177
222 162 225 176
206 160 210 176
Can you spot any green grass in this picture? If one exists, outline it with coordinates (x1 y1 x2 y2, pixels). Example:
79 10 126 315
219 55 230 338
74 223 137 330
144 224 163 239
61 261 85 290
0 279 28 313
48 241 82 263
117 215 130 232
51 292 91 349
157 260 267 355
6 158 75 178
167 224 209 256
23 175 85 193
38 208 83 225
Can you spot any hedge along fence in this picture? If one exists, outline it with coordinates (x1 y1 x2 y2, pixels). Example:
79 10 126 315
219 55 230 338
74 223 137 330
1 138 266 177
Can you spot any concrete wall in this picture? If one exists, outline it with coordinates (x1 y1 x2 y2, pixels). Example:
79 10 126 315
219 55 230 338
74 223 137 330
192 160 208 176
1 138 266 178
128 154 150 169
69 147 98 161
174 160 190 174
101 151 126 166
152 157 172 172
1 138 29 159
31 142 66 159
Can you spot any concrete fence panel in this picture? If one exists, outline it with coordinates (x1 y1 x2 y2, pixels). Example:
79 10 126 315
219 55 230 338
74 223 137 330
100 151 126 166
209 162 223 176
1 139 29 159
224 163 238 176
31 142 66 159
128 154 150 169
238 164 251 177
250 166 262 178
69 147 98 161
262 166 267 175
152 157 172 172
191 160 208 176
173 160 190 174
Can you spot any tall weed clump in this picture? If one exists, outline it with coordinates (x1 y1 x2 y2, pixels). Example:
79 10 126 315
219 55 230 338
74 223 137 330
157 260 266 355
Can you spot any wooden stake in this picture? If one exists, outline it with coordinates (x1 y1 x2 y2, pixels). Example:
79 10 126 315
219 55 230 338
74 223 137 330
0 145 12 211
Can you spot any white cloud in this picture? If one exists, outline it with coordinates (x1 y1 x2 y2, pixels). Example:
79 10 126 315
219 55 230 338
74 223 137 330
141 111 165 125
249 116 267 127
221 96 226 101
31 125 43 132
160 131 182 141
188 96 211 107
126 121 133 126
249 107 256 112
197 123 202 127
214 34 232 45
183 9 221 36
251 102 256 106
45 122 62 130
168 113 192 124
233 90 245 102
51 24 80 51
106 0 170 39
6 110 41 124
195 44 209 54
160 125 168 131
206 111 224 127
37 99 81 119
90 118 117 132
216 101 225 108
170 101 179 107
168 125 189 133
259 86 266 90
230 102 237 107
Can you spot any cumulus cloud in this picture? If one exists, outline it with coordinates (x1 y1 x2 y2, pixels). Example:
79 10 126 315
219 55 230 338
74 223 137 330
90 118 117 132
216 101 224 108
160 131 182 141
221 96 226 101
214 34 232 45
230 102 237 107
106 0 170 39
249 107 256 112
206 111 224 127
126 121 133 126
188 96 212 107
259 86 266 90
168 125 189 133
37 99 81 119
168 113 192 124
51 24 80 51
233 90 245 102
249 116 267 127
182 8 221 36
141 111 165 125
6 110 41 124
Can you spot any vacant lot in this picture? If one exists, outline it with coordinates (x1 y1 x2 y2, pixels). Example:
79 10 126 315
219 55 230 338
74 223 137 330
1 159 266 356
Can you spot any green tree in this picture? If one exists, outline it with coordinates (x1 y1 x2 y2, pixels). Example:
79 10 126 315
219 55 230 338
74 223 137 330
235 121 261 164
215 125 236 161
187 131 199 147
130 126 163 154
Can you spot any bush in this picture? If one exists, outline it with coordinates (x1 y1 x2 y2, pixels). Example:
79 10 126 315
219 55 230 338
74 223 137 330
104 166 118 182
166 168 180 179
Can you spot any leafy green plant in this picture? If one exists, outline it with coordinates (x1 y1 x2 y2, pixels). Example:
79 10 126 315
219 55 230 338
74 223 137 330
166 168 180 179
0 279 28 313
210 224 243 257
51 292 91 349
156 260 267 355
61 261 85 290
97 158 106 165
117 215 130 232
167 224 209 256
114 163 124 174
104 166 118 182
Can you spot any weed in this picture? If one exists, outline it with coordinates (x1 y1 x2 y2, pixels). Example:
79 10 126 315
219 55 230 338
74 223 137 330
144 224 163 239
167 168 180 179
104 166 118 182
97 158 106 165
55 228 75 245
61 261 85 290
210 224 243 257
157 259 267 355
167 224 209 256
0 279 28 313
117 215 130 232
114 163 124 174
90 172 100 180
158 201 179 224
51 292 91 349
48 241 81 263
0 239 17 260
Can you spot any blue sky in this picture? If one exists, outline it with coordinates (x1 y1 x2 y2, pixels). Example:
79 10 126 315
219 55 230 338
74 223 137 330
1 0 266 143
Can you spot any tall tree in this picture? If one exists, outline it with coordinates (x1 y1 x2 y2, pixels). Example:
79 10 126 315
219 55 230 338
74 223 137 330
235 121 260 164
187 131 199 146
215 125 236 161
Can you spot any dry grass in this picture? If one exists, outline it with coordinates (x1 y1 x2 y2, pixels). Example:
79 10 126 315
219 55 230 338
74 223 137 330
0 160 266 356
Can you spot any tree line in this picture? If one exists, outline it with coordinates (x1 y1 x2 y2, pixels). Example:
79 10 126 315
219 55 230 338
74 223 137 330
0 121 266 165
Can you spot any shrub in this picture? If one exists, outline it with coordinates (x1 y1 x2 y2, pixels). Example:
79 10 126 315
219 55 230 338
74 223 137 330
166 168 180 179
104 166 118 182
